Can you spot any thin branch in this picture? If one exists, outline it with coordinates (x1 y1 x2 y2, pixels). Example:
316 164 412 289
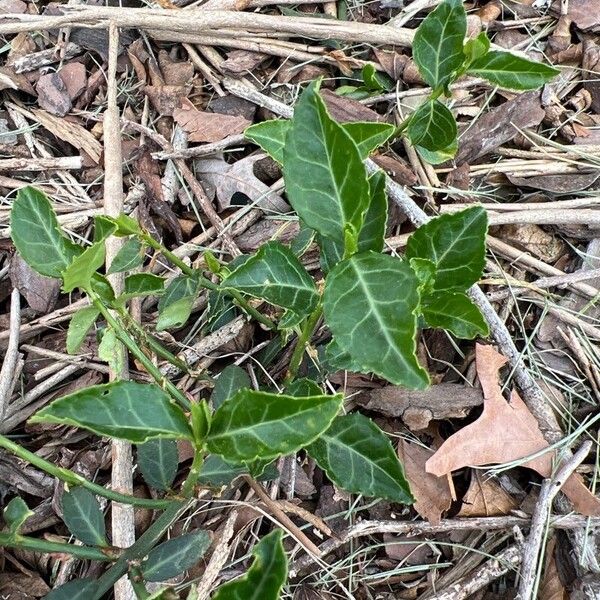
0 289 21 421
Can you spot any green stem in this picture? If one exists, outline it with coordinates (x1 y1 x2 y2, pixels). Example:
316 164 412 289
285 306 322 385
90 292 191 410
128 567 150 600
0 435 172 509
140 232 276 330
0 532 115 561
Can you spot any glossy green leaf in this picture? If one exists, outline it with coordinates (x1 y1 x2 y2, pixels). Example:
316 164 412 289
407 99 457 152
10 186 82 278
286 377 322 397
317 233 344 275
245 120 289 165
283 80 370 247
467 50 559 91
206 289 237 332
361 62 392 91
211 365 251 409
306 413 414 503
107 238 144 274
61 487 107 546
413 0 466 89
137 439 179 491
416 139 457 164
91 273 115 303
93 216 117 243
343 122 396 158
66 306 99 355
44 579 99 600
422 291 489 339
290 222 315 257
409 257 436 295
30 381 193 443
157 274 202 331
212 530 287 600
223 241 318 318
323 338 363 373
62 242 106 293
98 327 125 375
405 206 488 292
358 171 388 253
123 273 165 298
464 31 490 62
141 531 211 582
198 455 278 486
207 389 343 463
3 497 33 537
323 252 429 389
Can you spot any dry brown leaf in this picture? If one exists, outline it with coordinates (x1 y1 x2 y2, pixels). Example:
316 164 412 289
539 537 569 600
496 223 566 263
174 98 250 143
457 471 517 517
552 0 600 32
426 344 600 516
10 254 60 314
505 171 600 194
398 439 452 524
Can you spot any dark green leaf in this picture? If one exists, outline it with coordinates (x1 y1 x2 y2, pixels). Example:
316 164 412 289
286 378 322 397
61 487 107 546
407 99 457 152
245 120 289 165
3 497 33 536
10 186 82 278
466 50 559 91
416 139 458 164
123 273 165 298
93 216 117 243
44 578 99 600
361 63 392 91
343 122 396 159
290 222 315 257
107 238 144 274
413 0 467 89
422 291 489 338
323 252 429 389
212 530 287 600
463 31 490 63
323 338 363 373
223 241 318 318
409 257 436 295
358 171 388 253
283 80 370 246
141 531 211 582
205 290 237 332
62 242 106 293
405 206 488 292
98 327 125 375
211 365 251 409
207 389 343 463
198 455 278 486
30 381 193 443
91 273 115 303
137 439 179 491
66 306 99 355
306 413 414 503
157 274 202 331
317 233 344 275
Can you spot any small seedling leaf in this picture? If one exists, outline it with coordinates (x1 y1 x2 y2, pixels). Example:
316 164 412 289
3 497 33 537
358 171 388 253
98 327 125 375
66 306 100 355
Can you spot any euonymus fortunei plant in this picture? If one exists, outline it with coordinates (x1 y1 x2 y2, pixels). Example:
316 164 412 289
1 1 557 597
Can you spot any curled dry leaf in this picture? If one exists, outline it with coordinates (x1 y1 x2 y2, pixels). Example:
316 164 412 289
174 98 251 143
457 471 518 518
398 439 452 524
426 344 600 516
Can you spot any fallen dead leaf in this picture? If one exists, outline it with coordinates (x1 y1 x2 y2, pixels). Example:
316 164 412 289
457 471 517 518
321 89 382 122
539 537 569 600
145 85 191 117
174 98 250 143
426 344 600 516
552 0 600 32
505 171 600 194
398 439 452 524
496 223 566 263
10 254 60 313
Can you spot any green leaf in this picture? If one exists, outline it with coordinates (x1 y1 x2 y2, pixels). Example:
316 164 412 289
108 214 142 236
246 118 395 164
421 291 489 338
416 139 458 164
141 531 211 582
91 273 115 303
66 306 99 354
323 338 363 373
123 273 165 298
211 365 251 409
93 216 118 243
98 327 125 375
283 80 370 247
290 222 315 257
61 487 107 546
286 377 322 397
223 241 318 318
466 50 559 91
358 171 388 253
107 238 144 274
405 206 488 292
409 257 436 295
317 233 344 275
323 252 429 389
3 497 33 537
62 242 106 293
246 120 289 165
212 530 287 600
206 389 343 463
157 274 202 331
10 186 82 278
464 31 490 63
206 290 237 332
44 579 99 600
361 63 392 91
412 0 467 89
137 439 179 491
306 413 414 503
30 381 193 443
407 99 457 152
198 455 278 486
343 122 396 159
